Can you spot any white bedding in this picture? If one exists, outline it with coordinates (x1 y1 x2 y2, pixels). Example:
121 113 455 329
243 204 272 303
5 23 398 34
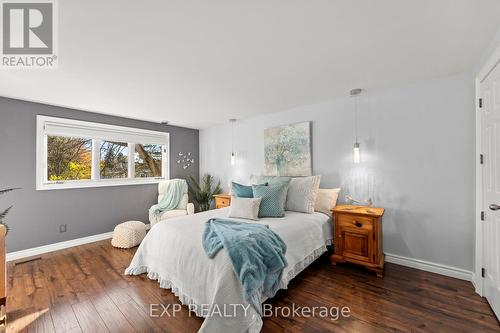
125 207 332 333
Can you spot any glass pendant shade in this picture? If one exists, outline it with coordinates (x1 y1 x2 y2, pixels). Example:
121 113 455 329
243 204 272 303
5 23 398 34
350 88 362 164
229 118 237 166
353 142 360 164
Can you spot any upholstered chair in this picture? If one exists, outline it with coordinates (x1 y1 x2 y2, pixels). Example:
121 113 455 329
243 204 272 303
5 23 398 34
149 179 195 227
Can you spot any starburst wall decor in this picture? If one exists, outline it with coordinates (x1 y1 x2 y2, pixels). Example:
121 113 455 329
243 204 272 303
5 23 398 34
177 151 195 169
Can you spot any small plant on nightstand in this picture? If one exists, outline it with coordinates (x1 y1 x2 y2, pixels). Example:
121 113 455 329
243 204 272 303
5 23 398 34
0 188 18 234
187 174 222 212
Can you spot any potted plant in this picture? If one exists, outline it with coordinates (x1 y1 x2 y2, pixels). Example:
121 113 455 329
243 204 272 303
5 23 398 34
187 174 222 212
0 188 17 234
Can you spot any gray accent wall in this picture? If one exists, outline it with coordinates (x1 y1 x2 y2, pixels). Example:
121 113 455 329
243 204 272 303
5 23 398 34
200 72 474 271
0 97 199 252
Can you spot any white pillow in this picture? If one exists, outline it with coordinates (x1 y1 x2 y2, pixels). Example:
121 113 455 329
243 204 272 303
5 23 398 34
228 196 262 220
285 175 321 213
314 188 341 216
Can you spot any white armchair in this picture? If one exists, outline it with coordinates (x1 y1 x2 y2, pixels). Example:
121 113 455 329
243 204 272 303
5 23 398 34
149 179 195 227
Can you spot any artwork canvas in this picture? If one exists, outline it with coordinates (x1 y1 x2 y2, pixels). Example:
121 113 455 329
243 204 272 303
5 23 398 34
264 121 312 176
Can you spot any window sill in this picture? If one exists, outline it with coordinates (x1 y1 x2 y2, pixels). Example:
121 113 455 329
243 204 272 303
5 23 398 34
36 178 166 191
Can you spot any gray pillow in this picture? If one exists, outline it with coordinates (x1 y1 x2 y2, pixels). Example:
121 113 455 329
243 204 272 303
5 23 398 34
286 176 321 213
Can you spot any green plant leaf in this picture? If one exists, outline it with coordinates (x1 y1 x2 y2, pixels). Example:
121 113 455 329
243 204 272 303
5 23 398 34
185 174 222 212
0 206 11 220
0 188 18 235
0 206 12 234
0 188 18 195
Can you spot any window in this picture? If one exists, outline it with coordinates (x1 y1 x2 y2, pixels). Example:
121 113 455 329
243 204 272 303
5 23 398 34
100 141 128 179
135 144 163 178
47 136 92 181
37 116 169 190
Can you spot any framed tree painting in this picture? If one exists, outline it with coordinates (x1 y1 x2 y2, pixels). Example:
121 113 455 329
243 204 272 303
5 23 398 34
264 121 312 176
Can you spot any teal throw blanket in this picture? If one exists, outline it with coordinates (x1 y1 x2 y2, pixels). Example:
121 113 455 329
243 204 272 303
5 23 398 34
202 218 287 315
149 179 187 216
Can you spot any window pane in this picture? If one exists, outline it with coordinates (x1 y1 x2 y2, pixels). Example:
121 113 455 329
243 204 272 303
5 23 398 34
100 141 128 179
47 136 92 181
135 144 163 178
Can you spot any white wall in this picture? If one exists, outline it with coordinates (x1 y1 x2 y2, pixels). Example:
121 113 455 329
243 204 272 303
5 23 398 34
200 72 474 271
474 27 500 76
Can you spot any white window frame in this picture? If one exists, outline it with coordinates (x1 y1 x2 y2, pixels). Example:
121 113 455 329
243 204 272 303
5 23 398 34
36 115 170 190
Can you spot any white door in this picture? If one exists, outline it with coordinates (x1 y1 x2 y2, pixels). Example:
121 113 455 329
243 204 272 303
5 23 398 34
481 60 500 319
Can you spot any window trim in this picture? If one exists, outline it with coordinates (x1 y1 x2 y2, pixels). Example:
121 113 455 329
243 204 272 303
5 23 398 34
36 115 170 190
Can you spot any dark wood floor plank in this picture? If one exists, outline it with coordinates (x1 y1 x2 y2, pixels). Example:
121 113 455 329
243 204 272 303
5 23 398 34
71 300 109 333
6 239 500 333
26 310 55 333
89 293 136 333
43 256 81 306
115 299 161 333
50 304 82 333
80 276 136 333
24 260 56 333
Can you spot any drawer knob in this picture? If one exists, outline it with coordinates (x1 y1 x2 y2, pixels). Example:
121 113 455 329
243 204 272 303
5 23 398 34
353 221 362 228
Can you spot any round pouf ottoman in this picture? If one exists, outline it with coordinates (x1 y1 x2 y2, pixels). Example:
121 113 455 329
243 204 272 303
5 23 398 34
111 221 146 248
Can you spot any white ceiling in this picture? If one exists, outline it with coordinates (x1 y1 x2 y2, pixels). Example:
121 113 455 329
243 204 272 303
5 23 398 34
2 0 500 129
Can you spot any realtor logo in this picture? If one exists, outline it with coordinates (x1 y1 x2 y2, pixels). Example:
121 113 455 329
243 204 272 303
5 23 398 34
1 0 57 68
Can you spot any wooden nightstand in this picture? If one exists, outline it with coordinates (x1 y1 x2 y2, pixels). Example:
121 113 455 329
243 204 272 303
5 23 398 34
331 205 385 277
213 194 231 209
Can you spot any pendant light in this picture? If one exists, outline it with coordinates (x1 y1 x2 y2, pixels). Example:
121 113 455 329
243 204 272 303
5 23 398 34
229 119 237 166
350 88 362 164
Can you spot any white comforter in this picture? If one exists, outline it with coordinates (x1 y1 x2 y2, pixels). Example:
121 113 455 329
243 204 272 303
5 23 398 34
125 207 332 333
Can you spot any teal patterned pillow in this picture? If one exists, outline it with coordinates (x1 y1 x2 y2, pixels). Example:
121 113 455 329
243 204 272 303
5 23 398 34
252 183 289 217
232 182 254 198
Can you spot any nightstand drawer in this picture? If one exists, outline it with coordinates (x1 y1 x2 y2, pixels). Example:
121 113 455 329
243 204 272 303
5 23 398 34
214 195 231 209
216 198 229 207
337 215 373 231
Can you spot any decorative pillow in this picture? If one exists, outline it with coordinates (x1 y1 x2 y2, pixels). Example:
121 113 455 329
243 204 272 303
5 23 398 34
228 196 262 220
286 176 321 213
252 183 289 217
231 182 254 198
314 188 341 216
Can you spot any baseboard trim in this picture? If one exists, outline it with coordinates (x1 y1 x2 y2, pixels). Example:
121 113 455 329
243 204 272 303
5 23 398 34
7 231 113 262
7 223 152 262
7 231 473 282
385 253 472 281
471 272 483 296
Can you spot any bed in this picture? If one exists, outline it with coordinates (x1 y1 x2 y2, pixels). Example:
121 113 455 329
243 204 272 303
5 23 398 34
125 207 332 333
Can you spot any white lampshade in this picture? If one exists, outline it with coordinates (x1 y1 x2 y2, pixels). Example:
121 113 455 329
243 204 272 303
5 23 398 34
353 142 360 164
230 119 237 167
350 88 363 164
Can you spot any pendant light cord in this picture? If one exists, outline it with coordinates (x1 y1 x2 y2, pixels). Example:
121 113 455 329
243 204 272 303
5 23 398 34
231 120 235 154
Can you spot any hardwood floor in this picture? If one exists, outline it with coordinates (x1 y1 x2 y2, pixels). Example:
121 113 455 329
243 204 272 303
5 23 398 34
6 240 499 333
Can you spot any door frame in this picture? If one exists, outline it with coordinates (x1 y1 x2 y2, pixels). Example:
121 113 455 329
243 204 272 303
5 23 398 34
474 43 500 296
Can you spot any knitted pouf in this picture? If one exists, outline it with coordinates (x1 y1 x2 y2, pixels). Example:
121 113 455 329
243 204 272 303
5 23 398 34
111 221 146 248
